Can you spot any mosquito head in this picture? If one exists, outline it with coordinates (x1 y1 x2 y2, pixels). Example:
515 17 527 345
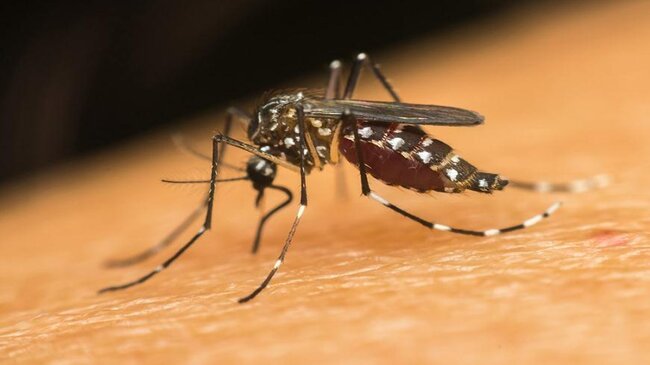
246 156 277 192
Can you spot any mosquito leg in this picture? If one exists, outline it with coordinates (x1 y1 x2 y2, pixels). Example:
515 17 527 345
104 175 250 267
238 106 309 303
213 135 301 172
251 185 293 254
509 174 609 193
98 133 225 293
102 107 250 269
99 129 300 293
104 198 207 268
220 107 251 161
325 59 343 100
343 53 401 102
346 112 561 237
324 59 350 199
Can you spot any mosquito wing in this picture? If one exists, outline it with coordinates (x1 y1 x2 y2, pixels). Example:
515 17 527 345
304 99 484 126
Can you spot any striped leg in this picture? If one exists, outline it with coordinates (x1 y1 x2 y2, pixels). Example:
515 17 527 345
326 59 350 199
325 59 343 100
103 108 248 269
98 132 226 293
99 134 292 294
104 197 208 268
348 114 562 237
238 105 310 303
335 52 401 199
367 190 561 236
343 52 401 102
509 174 609 193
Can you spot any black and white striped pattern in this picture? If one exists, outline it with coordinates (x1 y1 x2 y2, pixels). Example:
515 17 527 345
238 204 307 303
368 191 561 237
346 122 503 193
353 123 457 171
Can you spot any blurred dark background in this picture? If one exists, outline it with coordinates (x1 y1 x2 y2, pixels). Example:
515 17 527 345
0 0 542 183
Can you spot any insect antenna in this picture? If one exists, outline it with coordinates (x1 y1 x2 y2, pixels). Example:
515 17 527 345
161 177 249 184
508 174 609 193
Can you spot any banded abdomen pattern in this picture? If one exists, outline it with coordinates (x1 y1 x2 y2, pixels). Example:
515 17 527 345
338 122 508 193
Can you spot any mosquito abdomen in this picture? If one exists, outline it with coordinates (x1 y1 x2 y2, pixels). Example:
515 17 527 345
339 122 508 193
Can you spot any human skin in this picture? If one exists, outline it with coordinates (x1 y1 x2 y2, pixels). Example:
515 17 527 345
1 2 649 364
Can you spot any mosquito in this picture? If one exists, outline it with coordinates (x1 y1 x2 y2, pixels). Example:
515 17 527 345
99 53 608 302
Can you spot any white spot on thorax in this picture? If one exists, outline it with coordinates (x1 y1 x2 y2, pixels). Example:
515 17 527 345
450 155 461 163
422 138 433 147
478 179 488 188
284 137 295 147
310 119 323 128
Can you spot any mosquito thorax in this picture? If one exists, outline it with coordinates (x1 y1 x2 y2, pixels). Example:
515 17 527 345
248 92 306 145
246 156 277 191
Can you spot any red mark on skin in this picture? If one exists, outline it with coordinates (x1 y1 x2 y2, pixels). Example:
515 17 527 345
593 230 631 248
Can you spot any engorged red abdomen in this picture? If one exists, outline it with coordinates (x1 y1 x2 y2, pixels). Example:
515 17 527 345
338 135 446 192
